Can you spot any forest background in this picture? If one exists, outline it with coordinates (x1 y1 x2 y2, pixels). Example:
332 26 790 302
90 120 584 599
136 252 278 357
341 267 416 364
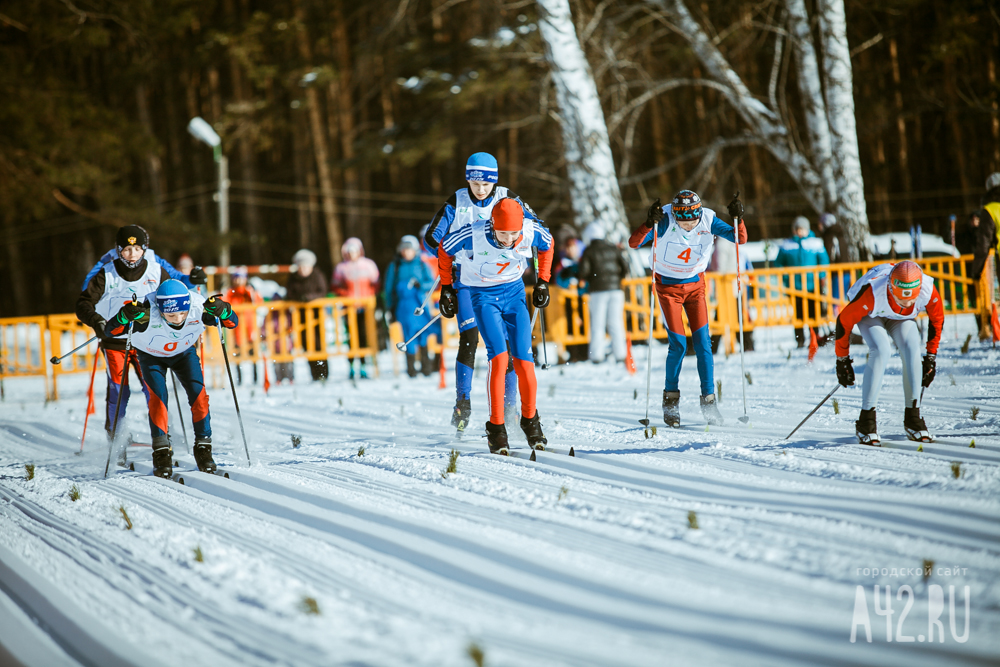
0 0 996 316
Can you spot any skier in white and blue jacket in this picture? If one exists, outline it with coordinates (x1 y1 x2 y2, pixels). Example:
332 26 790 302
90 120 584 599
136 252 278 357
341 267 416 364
422 152 540 430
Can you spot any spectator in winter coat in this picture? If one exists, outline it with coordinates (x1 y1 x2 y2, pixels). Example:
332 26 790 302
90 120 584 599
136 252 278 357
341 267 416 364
972 173 1000 283
226 266 263 385
384 235 435 377
333 237 379 378
819 212 853 307
774 216 830 348
708 233 754 353
578 223 630 364
279 249 329 383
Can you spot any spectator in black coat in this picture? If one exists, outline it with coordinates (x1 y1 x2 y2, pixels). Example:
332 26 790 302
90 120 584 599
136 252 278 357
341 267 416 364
578 223 631 363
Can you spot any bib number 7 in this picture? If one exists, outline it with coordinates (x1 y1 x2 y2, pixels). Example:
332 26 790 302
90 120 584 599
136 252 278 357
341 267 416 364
495 262 511 274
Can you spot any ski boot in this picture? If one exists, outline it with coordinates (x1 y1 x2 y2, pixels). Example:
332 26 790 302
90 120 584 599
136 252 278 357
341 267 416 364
520 412 547 451
700 394 724 426
855 408 880 446
485 421 509 455
151 437 172 479
406 353 419 378
420 346 434 377
451 397 472 431
662 391 681 427
903 407 932 443
193 437 217 474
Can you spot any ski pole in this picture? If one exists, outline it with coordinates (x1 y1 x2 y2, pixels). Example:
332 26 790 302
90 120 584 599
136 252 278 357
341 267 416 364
530 305 539 330
171 370 190 454
414 276 441 316
733 197 749 424
104 320 136 478
532 247 550 370
50 335 99 364
217 323 252 466
785 384 840 440
79 349 100 453
641 225 659 427
396 314 442 351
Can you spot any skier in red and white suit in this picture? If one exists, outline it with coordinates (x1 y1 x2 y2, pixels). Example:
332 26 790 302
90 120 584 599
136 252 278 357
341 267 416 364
834 261 944 444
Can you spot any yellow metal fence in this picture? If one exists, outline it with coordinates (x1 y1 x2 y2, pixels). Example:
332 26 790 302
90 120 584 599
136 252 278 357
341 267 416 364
2 255 993 396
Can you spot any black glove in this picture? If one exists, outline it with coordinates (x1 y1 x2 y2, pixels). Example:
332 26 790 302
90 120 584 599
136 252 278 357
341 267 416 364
922 354 936 388
836 356 855 387
203 295 233 319
727 190 744 220
439 284 458 318
644 198 663 228
115 300 150 325
92 316 108 339
189 266 208 286
532 280 550 309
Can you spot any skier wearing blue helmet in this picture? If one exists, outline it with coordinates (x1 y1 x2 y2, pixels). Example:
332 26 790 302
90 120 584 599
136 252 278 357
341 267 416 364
106 279 238 478
423 152 541 431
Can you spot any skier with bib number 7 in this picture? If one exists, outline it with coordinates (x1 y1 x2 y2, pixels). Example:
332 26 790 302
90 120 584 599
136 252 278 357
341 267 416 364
629 190 748 428
423 152 541 430
105 280 238 478
437 197 554 454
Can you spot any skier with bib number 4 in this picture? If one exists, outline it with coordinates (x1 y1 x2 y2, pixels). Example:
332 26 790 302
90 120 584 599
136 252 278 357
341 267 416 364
105 280 238 478
437 197 554 454
834 261 943 445
423 152 541 430
629 191 747 427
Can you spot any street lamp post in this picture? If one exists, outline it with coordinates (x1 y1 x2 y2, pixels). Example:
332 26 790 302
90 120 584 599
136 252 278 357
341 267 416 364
187 117 230 278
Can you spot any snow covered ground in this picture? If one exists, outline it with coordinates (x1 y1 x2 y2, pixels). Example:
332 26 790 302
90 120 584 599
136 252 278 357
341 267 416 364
1 317 997 667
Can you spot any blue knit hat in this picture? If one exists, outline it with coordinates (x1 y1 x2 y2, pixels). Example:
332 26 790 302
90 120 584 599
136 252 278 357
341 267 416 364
465 152 499 183
156 279 191 314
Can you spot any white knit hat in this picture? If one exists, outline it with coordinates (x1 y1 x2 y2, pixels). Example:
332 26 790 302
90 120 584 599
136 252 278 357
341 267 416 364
582 222 606 246
292 249 317 267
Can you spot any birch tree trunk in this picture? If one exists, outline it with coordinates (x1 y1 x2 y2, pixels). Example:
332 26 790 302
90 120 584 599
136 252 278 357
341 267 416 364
785 0 836 208
536 0 628 241
816 0 869 259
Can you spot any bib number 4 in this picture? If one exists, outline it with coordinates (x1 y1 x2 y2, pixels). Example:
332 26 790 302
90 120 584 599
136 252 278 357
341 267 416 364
676 248 692 263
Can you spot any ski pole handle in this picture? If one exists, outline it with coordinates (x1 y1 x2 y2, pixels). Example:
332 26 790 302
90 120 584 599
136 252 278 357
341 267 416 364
396 313 443 351
50 335 99 365
414 276 441 316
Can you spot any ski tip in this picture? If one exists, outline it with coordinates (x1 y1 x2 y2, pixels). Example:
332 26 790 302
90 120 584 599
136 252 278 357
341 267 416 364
224 472 230 479
529 450 536 461
177 476 185 485
569 447 575 457
128 462 135 471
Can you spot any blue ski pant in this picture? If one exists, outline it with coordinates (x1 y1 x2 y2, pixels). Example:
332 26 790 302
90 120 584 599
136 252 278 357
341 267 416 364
137 346 211 441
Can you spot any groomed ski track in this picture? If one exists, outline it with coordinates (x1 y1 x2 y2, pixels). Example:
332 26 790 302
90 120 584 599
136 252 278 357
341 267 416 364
1 327 998 666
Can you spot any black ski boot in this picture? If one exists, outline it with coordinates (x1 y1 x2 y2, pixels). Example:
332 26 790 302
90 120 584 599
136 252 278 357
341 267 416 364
152 438 172 479
193 437 217 473
700 394 724 426
451 397 472 430
903 407 932 443
406 353 418 378
420 346 434 377
856 408 880 446
485 421 509 455
662 391 680 427
520 412 547 451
